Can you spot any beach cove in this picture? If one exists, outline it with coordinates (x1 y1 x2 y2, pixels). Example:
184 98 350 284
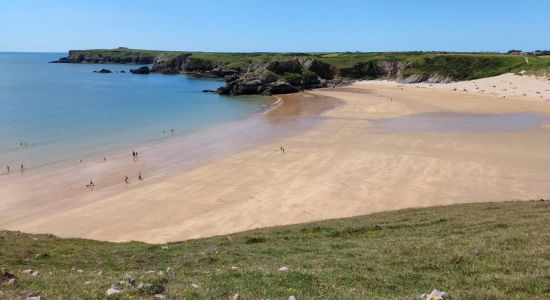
1 73 549 243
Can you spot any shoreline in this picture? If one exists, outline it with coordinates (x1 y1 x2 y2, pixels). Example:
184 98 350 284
1 74 549 243
0 94 279 176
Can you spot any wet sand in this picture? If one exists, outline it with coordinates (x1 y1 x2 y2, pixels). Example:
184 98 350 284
1 74 549 243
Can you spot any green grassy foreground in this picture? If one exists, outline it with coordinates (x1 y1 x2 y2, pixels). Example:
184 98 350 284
1 201 549 299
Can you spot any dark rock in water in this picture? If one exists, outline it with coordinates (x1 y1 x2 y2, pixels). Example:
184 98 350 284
202 89 217 93
130 66 150 74
120 70 126 73
96 68 112 73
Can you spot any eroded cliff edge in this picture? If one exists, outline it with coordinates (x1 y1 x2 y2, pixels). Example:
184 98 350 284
53 49 545 96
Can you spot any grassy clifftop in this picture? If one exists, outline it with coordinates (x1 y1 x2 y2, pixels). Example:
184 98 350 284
1 200 549 299
58 48 550 86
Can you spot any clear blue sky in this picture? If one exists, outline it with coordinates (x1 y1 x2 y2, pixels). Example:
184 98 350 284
1 0 549 53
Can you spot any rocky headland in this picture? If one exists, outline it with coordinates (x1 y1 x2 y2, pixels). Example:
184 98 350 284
52 48 549 96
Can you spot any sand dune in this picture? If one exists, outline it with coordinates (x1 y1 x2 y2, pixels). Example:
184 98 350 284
1 74 549 243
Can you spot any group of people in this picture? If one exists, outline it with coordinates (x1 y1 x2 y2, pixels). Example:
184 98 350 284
5 164 24 173
86 150 146 189
280 146 286 153
162 129 175 136
87 172 143 189
123 172 143 184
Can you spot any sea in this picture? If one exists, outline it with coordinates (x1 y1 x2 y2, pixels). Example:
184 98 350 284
0 52 273 169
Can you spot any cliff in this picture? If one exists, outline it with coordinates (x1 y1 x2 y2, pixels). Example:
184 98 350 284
53 49 548 96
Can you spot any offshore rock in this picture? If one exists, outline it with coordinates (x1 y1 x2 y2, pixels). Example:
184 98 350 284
130 66 150 74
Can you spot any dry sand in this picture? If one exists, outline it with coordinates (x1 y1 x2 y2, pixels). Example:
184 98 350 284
1 73 549 243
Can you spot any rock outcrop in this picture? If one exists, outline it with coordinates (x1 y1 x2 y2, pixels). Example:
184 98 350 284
340 60 404 79
149 53 238 77
151 53 190 74
397 73 454 84
130 66 150 74
95 68 112 73
0 269 18 286
218 58 333 96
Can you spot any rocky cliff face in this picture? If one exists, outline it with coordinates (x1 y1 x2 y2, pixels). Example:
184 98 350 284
53 50 155 64
150 53 238 77
217 58 350 96
339 60 404 79
53 50 462 95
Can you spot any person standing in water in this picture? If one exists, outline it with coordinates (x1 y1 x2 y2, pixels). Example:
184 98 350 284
171 129 174 135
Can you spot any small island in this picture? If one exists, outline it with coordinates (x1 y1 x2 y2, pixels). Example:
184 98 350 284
93 68 112 73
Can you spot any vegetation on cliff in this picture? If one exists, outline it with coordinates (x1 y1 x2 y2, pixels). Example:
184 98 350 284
1 201 548 299
53 48 550 95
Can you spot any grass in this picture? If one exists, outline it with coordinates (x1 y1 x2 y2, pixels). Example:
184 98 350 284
401 54 527 80
1 200 549 299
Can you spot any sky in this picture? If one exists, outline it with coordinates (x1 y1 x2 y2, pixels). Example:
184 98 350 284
1 0 549 53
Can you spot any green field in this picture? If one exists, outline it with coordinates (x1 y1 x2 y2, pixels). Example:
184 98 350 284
1 200 549 299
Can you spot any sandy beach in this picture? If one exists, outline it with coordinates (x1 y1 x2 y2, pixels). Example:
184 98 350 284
1 73 549 243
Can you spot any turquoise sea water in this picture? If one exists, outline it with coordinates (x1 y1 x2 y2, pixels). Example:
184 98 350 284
0 52 272 169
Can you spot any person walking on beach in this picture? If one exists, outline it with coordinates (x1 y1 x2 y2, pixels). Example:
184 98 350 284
20 164 24 172
138 172 142 181
6 166 10 173
124 176 129 184
132 151 136 159
87 179 94 188
171 128 174 135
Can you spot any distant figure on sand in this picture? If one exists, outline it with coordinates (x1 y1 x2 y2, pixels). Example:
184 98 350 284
20 164 24 171
138 172 142 181
132 151 136 159
124 176 129 184
6 166 10 173
87 179 95 188
171 128 174 135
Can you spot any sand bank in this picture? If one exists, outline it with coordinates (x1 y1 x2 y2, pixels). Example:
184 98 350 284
1 74 549 243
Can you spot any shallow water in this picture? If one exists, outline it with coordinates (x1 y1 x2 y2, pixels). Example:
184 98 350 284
376 112 549 133
0 52 273 168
